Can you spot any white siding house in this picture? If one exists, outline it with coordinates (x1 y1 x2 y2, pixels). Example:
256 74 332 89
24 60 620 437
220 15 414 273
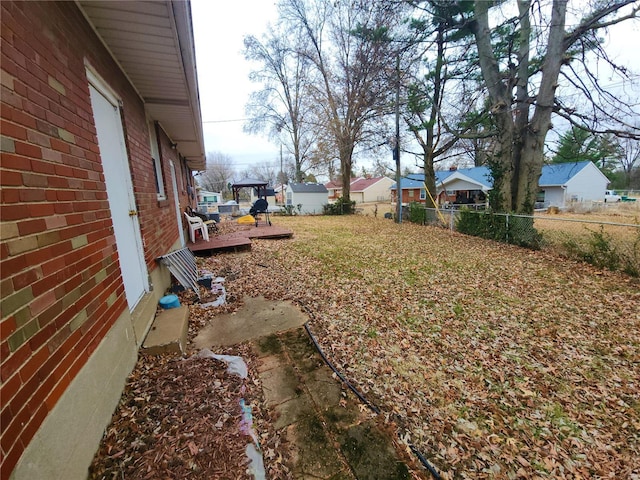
539 161 610 207
287 183 329 214
350 177 395 203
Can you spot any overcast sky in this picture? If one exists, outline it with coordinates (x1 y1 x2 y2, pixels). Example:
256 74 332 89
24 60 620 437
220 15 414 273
191 1 639 173
191 0 280 171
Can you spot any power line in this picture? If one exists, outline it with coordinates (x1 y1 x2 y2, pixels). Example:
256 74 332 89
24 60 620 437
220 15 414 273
202 118 249 124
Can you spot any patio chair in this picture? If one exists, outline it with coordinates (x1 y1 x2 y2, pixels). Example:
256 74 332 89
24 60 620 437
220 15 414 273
184 211 209 243
250 198 271 227
186 206 217 235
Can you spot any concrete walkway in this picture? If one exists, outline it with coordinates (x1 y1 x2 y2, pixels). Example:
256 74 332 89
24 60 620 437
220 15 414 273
146 297 422 478
253 328 416 479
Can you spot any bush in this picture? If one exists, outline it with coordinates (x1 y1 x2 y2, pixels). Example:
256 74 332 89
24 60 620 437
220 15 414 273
562 226 634 274
407 202 426 224
456 209 542 249
281 205 296 216
323 196 356 215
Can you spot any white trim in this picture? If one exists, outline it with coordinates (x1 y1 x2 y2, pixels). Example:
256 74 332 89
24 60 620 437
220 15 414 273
85 62 120 107
148 121 166 200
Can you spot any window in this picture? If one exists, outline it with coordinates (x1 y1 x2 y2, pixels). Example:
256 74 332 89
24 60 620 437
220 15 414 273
408 189 414 196
420 189 426 200
149 121 165 199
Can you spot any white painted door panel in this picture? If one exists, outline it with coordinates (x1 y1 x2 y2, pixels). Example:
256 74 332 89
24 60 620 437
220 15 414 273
89 84 148 310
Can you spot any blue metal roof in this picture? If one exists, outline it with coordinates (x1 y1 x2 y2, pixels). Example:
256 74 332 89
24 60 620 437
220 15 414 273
407 167 492 187
390 177 425 189
538 161 591 186
400 162 595 189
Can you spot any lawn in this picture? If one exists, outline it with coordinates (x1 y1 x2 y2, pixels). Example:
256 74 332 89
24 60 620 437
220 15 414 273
205 215 639 479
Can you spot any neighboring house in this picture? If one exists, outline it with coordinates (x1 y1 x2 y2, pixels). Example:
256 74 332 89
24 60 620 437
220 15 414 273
0 2 205 478
198 190 223 204
287 183 329 214
325 178 345 201
390 177 429 205
349 177 395 203
537 161 610 206
428 167 492 205
325 176 394 203
392 162 609 208
197 190 223 214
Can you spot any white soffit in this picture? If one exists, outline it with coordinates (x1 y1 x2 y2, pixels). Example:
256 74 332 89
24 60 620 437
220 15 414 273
77 0 205 170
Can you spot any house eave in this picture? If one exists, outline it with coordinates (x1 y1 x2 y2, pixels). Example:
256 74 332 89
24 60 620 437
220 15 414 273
76 0 205 170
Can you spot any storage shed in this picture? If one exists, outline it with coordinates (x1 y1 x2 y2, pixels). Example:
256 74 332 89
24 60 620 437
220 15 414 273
287 183 329 214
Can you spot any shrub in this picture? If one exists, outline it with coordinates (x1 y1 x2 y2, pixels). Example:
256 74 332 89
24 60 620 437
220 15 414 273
323 196 356 215
281 205 295 216
407 202 426 224
622 229 640 277
563 226 634 274
456 209 542 249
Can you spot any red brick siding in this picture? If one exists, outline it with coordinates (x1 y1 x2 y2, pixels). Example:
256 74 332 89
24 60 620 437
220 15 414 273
0 2 190 475
391 189 426 205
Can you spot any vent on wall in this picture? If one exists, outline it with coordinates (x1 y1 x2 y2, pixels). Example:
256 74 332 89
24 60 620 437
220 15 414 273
156 248 200 301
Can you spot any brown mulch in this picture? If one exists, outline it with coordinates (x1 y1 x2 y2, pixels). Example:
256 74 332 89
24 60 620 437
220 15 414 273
89 353 248 479
89 331 293 480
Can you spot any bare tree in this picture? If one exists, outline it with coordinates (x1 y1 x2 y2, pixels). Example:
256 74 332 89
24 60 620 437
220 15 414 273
197 151 235 198
242 161 280 187
244 24 317 182
618 136 640 188
403 1 481 207
467 0 640 213
280 0 402 204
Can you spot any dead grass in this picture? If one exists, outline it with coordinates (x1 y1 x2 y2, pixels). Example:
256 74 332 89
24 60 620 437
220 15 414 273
90 213 639 479
216 215 639 479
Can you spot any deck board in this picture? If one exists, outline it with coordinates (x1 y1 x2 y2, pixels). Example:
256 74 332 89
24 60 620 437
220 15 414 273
187 222 293 255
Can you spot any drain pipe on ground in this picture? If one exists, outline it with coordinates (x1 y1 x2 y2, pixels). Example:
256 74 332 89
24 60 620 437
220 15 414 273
302 320 442 480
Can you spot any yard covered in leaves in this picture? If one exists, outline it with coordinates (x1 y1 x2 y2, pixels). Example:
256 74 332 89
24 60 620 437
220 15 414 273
205 215 638 479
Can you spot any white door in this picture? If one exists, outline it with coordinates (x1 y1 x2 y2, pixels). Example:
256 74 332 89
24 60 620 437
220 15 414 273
89 84 148 310
170 161 185 246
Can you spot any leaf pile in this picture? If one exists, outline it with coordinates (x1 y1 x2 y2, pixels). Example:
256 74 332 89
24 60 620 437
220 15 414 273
88 346 292 480
198 216 639 479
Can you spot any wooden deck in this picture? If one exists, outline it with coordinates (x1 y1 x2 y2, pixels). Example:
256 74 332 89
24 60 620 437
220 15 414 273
188 222 293 255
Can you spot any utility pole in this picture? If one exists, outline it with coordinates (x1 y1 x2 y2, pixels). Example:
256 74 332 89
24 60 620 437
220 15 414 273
280 144 284 206
395 53 402 223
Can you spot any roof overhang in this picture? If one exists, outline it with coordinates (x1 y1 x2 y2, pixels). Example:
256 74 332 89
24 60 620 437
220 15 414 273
77 0 205 170
438 172 491 191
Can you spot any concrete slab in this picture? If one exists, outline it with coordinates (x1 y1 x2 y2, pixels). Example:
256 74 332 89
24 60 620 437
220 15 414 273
260 364 300 407
141 306 189 355
305 368 344 410
256 354 282 373
273 395 312 430
338 421 411 480
193 296 308 348
289 414 347 479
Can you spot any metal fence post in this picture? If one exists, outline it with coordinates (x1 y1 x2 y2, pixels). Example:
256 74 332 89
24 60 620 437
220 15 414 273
506 213 509 243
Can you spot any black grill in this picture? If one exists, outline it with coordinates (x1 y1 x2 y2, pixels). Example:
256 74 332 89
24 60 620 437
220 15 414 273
250 198 271 227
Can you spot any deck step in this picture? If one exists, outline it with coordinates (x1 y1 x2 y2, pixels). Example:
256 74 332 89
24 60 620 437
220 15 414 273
142 305 189 355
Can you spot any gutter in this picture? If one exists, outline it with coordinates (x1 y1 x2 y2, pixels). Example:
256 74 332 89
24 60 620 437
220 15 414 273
170 0 206 170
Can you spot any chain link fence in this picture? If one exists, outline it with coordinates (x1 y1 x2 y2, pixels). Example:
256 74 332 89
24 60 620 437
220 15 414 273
405 203 640 276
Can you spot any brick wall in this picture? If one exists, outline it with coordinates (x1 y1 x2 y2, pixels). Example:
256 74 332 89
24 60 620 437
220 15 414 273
0 2 189 476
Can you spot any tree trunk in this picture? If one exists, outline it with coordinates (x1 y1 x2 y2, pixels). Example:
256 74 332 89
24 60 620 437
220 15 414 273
471 0 568 214
423 153 437 208
339 140 353 204
513 0 567 212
